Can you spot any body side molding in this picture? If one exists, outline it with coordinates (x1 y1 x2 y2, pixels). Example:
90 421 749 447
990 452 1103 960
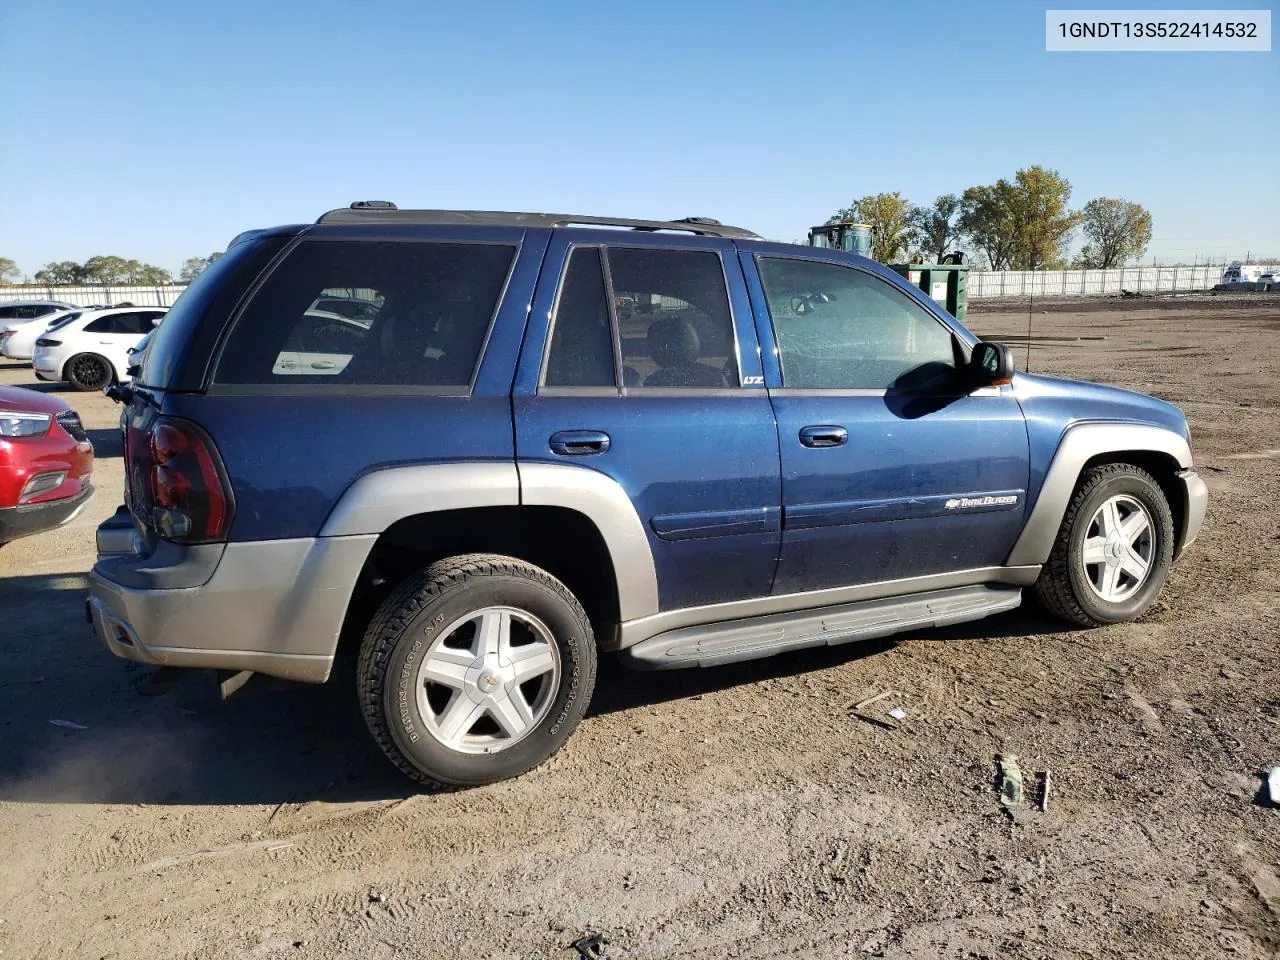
518 461 659 623
1006 421 1193 567
319 462 520 537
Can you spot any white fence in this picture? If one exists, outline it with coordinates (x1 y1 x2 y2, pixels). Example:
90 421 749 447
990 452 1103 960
1 261 1273 308
964 263 1273 299
0 285 186 307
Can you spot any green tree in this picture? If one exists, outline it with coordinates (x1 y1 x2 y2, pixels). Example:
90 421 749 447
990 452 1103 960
131 263 173 284
0 258 20 284
1006 166 1080 269
959 166 1080 270
179 251 223 282
908 194 963 263
829 192 912 262
959 183 1019 270
34 260 88 284
1074 197 1153 268
81 255 134 283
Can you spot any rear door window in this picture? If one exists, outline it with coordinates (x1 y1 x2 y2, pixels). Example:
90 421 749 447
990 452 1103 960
215 240 515 389
540 245 739 391
609 248 737 388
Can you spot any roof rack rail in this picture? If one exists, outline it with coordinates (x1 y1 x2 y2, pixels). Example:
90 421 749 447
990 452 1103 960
314 205 760 239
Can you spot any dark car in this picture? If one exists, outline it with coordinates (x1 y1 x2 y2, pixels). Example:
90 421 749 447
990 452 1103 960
0 387 94 542
88 203 1206 789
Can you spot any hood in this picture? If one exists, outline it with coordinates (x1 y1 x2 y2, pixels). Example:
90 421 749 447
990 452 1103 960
0 385 72 416
1012 372 1191 441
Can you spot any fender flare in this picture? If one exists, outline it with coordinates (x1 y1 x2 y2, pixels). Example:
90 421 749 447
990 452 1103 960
1005 421 1193 566
318 460 659 623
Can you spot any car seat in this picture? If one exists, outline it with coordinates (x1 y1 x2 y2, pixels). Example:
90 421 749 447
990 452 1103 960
642 315 726 388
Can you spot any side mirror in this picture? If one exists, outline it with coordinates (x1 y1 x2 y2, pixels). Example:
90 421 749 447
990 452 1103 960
969 341 1015 387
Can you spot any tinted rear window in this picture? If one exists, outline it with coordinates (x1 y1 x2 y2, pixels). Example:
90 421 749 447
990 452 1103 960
0 304 56 320
213 240 515 389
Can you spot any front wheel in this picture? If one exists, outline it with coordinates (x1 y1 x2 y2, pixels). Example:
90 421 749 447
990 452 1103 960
357 554 597 789
1032 464 1175 626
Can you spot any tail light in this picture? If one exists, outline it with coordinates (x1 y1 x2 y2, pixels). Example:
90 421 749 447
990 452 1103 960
36 338 62 347
131 417 234 542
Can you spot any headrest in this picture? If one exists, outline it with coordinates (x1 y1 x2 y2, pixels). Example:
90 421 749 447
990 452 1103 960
647 315 701 367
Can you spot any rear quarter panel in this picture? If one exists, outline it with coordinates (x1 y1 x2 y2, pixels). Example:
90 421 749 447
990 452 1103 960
161 228 548 541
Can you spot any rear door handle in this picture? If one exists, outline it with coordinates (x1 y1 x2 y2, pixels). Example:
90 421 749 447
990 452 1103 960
799 425 848 448
549 430 611 456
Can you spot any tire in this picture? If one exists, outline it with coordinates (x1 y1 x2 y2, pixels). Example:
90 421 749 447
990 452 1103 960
357 553 597 789
1032 464 1175 627
64 353 113 391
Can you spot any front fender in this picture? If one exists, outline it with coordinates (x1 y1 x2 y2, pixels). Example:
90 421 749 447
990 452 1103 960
1005 421 1194 566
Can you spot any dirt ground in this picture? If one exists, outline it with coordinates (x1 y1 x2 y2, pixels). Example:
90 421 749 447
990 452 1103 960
0 300 1276 960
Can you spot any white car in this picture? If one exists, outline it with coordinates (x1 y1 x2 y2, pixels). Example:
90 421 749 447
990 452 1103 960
1 308 83 361
32 307 166 391
0 301 78 356
0 299 76 322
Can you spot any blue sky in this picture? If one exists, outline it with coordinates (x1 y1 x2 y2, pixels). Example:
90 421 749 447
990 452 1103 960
1 0 1276 275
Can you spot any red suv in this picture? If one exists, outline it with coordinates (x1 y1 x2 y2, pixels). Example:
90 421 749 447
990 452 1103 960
0 387 94 543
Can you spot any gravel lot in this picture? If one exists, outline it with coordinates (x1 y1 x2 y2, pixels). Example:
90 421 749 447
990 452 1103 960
0 300 1277 959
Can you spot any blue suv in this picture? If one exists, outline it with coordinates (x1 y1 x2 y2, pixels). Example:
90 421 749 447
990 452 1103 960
89 204 1207 788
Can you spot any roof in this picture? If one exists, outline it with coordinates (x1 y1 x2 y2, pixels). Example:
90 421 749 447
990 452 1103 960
314 203 760 239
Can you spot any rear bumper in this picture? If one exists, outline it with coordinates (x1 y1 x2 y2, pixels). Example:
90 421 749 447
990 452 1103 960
0 483 93 543
88 507 375 683
1176 467 1208 559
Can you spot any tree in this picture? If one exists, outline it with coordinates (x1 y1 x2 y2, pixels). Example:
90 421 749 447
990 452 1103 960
34 255 172 285
1006 166 1080 270
1075 197 1153 268
959 183 1018 270
179 251 223 282
0 258 20 284
959 166 1080 270
34 260 88 284
908 194 963 263
81 255 134 283
829 192 912 262
132 263 173 284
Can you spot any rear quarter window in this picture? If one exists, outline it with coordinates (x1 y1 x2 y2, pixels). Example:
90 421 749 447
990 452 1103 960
137 235 293 390
213 240 516 391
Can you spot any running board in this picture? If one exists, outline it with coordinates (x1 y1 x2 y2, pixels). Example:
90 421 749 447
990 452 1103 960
619 585 1022 670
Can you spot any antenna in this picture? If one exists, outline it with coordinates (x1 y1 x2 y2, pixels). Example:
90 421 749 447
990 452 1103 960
1025 270 1034 372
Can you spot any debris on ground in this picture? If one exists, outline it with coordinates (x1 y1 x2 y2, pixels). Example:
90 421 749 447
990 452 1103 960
997 754 1023 807
1038 769 1052 811
851 690 899 711
887 707 907 721
49 719 89 731
1259 768 1280 808
571 932 607 958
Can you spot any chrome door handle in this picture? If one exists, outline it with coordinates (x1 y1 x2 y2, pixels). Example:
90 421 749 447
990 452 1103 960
799 425 848 448
549 430 611 456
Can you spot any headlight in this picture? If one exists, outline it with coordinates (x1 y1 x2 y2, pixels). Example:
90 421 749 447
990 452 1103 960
0 411 52 437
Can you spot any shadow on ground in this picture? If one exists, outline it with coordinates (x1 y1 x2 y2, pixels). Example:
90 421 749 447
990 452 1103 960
85 427 122 458
0 570 1061 808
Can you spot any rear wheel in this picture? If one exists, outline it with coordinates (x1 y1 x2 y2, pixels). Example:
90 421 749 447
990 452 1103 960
64 353 113 391
357 554 597 789
1032 464 1175 626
